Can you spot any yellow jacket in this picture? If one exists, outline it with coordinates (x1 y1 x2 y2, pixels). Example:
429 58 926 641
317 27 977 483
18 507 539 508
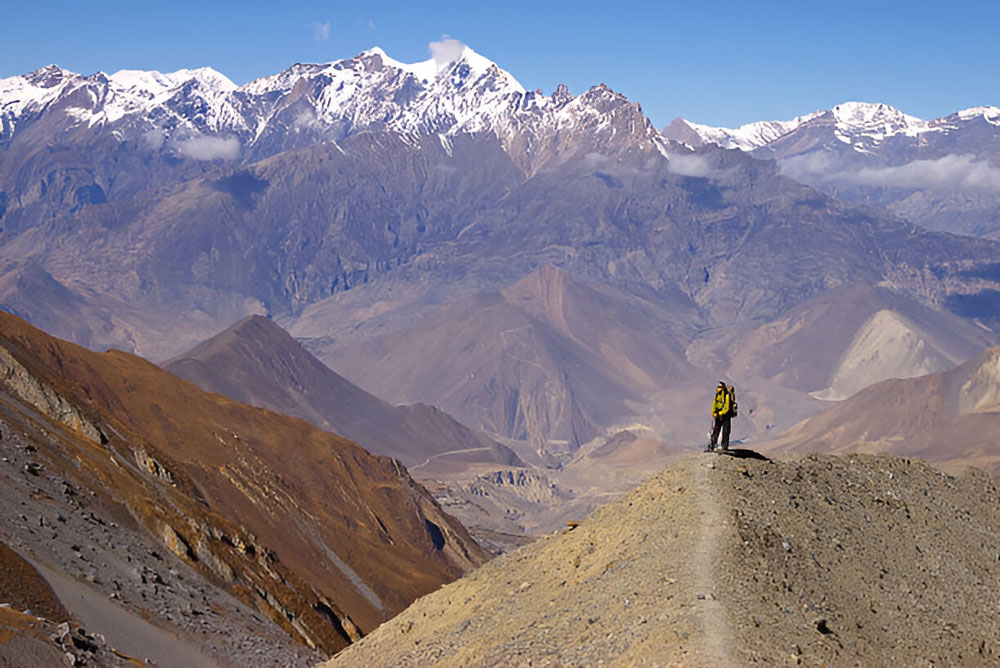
712 385 730 418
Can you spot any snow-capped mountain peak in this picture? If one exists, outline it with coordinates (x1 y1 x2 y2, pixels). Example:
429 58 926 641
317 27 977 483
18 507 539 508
662 110 824 151
108 67 236 96
355 46 437 81
356 44 522 92
663 101 940 153
1 46 652 170
828 101 930 138
955 105 1000 126
233 45 537 148
0 66 84 127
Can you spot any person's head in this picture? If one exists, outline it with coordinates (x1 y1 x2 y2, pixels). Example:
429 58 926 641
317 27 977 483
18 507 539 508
718 380 726 389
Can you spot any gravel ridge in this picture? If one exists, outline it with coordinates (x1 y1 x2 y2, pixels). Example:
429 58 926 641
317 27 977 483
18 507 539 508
326 452 999 667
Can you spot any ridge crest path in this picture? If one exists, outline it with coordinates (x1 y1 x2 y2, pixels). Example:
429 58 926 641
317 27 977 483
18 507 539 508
327 452 1000 666
691 457 736 665
328 454 740 666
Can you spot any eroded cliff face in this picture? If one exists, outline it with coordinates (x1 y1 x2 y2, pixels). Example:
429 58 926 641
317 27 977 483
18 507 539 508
0 345 102 442
0 310 488 660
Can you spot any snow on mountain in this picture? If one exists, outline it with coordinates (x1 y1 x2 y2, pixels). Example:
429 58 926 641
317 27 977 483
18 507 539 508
108 67 236 98
0 64 242 139
0 66 80 126
0 45 661 169
239 44 548 145
664 102 937 152
665 111 824 151
828 101 932 144
665 101 1000 238
953 105 1000 126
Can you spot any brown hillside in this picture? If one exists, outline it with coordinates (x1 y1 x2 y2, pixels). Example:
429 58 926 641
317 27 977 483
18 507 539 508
327 453 999 666
0 541 68 623
0 310 488 657
763 346 1000 474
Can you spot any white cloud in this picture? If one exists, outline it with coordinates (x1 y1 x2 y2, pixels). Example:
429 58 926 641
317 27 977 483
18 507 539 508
582 152 609 169
309 21 331 41
172 136 240 161
668 153 720 178
142 128 164 150
368 18 376 30
781 153 1000 192
853 155 1000 191
293 110 317 131
429 36 466 71
778 151 837 180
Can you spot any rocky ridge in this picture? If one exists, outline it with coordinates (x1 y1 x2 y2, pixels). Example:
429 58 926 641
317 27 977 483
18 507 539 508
328 453 999 667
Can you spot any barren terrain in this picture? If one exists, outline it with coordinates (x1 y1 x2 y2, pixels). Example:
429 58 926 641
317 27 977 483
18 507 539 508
329 452 999 666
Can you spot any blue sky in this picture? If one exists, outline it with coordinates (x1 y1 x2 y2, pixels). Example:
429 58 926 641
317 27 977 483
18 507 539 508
2 0 997 128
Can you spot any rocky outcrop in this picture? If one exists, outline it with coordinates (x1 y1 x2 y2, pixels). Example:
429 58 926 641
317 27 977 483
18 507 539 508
468 469 560 504
0 346 102 443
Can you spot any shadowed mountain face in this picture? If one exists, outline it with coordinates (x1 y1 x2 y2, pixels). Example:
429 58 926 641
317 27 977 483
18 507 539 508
763 346 1000 475
164 314 522 474
0 310 488 660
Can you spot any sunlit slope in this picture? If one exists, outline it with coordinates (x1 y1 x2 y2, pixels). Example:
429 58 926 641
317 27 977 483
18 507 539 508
328 453 999 666
0 310 488 656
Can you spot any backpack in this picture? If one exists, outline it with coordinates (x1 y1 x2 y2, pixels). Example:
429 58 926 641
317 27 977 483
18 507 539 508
727 385 738 418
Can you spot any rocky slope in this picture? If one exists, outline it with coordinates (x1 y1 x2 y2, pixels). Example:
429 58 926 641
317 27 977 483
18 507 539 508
0 310 488 662
164 314 521 474
327 453 999 666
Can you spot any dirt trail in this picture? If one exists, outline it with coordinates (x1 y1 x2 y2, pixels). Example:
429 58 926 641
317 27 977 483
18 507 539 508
31 560 218 668
690 458 735 665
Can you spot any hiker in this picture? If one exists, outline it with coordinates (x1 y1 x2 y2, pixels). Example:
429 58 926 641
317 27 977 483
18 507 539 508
708 381 736 451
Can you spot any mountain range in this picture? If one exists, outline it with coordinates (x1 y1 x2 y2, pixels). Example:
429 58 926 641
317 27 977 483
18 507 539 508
2 44 998 457
764 345 1000 475
2 43 999 665
663 102 1000 238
